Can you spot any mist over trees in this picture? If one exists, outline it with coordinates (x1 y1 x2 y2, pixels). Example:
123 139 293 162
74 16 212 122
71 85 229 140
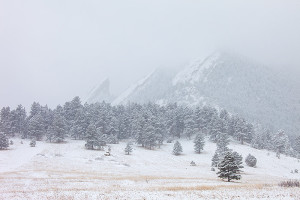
0 96 298 158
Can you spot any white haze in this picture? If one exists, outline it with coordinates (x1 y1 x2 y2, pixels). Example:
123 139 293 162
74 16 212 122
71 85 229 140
0 0 299 109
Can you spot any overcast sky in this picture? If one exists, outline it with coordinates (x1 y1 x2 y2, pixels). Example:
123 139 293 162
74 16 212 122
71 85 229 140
0 0 300 109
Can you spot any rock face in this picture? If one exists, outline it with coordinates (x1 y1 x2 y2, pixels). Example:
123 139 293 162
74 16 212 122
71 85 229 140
87 52 300 135
112 68 176 105
85 78 114 104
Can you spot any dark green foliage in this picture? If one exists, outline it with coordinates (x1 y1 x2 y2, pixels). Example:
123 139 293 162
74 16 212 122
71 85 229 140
46 114 66 143
217 152 241 182
173 141 183 155
194 133 205 153
124 142 133 155
85 124 101 150
0 132 9 150
245 154 257 167
28 114 45 141
30 139 36 147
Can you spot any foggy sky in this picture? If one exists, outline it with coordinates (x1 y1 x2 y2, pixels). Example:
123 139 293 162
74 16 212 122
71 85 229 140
0 0 300 109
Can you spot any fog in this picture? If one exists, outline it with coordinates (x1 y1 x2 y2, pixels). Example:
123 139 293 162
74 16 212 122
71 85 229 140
0 0 299 109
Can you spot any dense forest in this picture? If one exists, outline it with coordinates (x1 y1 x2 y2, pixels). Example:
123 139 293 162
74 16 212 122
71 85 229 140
0 96 299 159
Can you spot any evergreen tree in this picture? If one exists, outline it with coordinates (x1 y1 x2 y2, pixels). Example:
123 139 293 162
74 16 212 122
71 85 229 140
29 102 41 119
85 124 100 150
273 130 290 158
216 133 230 152
0 132 9 150
194 133 205 153
30 139 36 147
144 124 157 150
28 114 45 140
0 107 12 136
184 114 196 140
124 142 133 155
232 151 244 169
245 154 257 167
233 118 252 144
46 114 66 143
173 141 183 155
217 152 241 182
211 151 220 167
212 134 231 167
295 136 300 156
11 105 27 136
71 109 89 140
209 117 223 142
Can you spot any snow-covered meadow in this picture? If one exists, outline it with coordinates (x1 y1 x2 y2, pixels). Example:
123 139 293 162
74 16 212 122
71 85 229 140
1 138 300 199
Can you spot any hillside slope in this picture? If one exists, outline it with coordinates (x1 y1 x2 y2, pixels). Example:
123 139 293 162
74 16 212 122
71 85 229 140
113 52 300 135
0 138 300 199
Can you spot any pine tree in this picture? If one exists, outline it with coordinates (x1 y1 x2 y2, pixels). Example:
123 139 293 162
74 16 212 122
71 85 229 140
232 151 244 169
245 154 257 167
211 151 220 167
209 117 223 142
216 133 230 152
217 152 241 182
295 136 300 156
28 114 45 140
124 142 133 155
0 107 12 136
173 141 183 155
46 114 66 143
194 133 205 153
0 132 9 150
85 124 100 150
29 102 41 119
273 130 290 158
212 134 231 168
30 139 36 147
184 114 195 140
11 105 27 136
144 124 157 150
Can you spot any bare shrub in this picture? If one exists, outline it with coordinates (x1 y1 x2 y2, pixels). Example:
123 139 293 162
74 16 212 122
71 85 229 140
279 180 300 187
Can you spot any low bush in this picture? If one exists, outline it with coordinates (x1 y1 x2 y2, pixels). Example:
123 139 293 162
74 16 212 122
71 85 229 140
279 180 300 187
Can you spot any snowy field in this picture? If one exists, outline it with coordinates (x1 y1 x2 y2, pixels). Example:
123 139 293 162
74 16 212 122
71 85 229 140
0 139 300 200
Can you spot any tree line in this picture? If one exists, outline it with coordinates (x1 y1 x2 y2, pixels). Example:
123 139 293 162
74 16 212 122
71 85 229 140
0 96 299 159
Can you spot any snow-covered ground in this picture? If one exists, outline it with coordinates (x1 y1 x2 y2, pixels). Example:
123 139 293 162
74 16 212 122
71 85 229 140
0 138 299 199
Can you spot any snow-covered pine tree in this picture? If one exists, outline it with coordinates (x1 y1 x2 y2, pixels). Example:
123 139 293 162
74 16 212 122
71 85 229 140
0 132 9 150
28 114 45 141
209 117 223 142
219 109 230 135
133 116 146 147
30 139 36 147
233 118 252 145
211 133 231 167
194 133 205 153
72 109 89 140
0 107 12 137
273 130 290 158
46 114 66 143
85 124 100 150
184 113 196 140
217 152 241 182
245 154 257 167
295 136 300 157
29 102 42 119
11 105 27 137
211 151 220 167
153 117 164 148
232 151 244 169
216 133 230 152
124 142 133 155
173 141 183 155
144 124 157 150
